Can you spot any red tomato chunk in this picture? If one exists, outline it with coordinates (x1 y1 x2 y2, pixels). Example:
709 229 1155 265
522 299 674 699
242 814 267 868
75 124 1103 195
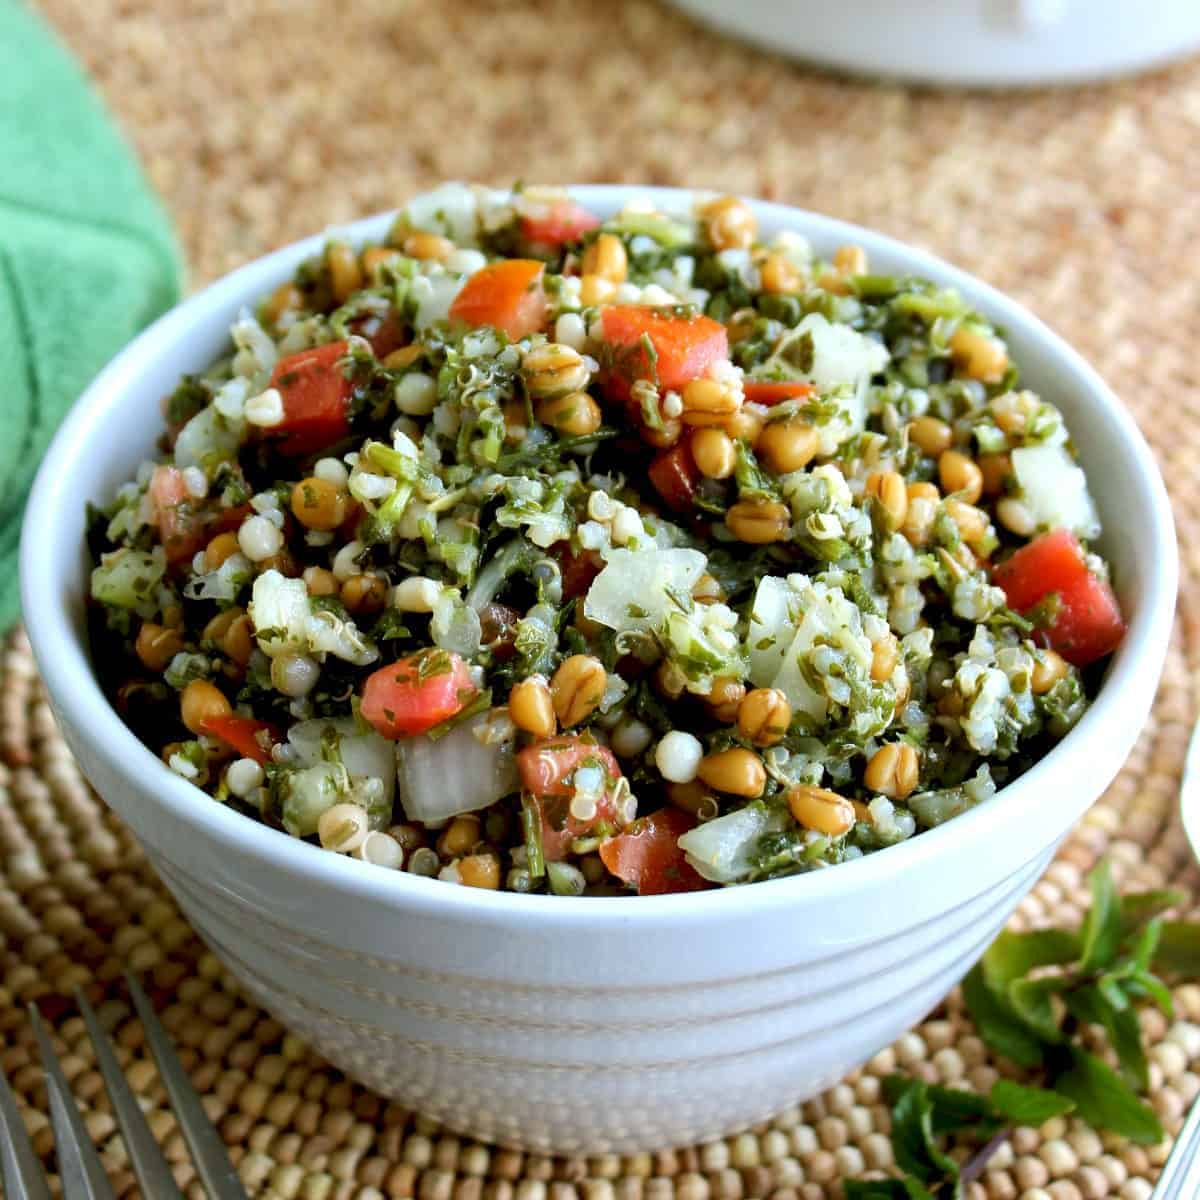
599 806 709 895
148 465 206 564
519 200 600 247
994 527 1126 667
518 737 623 861
361 649 477 738
268 340 353 457
595 306 730 405
448 260 547 340
199 714 276 765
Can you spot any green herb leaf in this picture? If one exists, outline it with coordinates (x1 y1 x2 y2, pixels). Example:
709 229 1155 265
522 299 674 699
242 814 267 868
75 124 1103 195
1064 982 1109 1027
1151 920 1200 978
1007 976 1067 1044
927 1087 1003 1138
733 440 782 504
1128 918 1164 973
1079 860 1123 972
988 1080 1075 1126
1119 890 1187 938
881 1076 999 1138
1096 974 1129 1013
1052 1048 1164 1145
982 929 1080 992
1062 977 1148 1091
1125 968 1174 1019
1103 991 1149 1091
520 795 546 880
962 965 1047 1068
888 1078 961 1186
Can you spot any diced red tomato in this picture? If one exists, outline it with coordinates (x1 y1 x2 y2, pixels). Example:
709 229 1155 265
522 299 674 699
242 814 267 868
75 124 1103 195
519 200 600 247
479 602 521 662
648 441 700 512
742 380 817 406
361 649 477 739
555 547 603 600
199 714 277 765
518 737 623 860
595 307 730 406
448 260 547 340
268 340 354 457
993 527 1126 668
518 737 621 797
149 466 206 563
599 806 710 896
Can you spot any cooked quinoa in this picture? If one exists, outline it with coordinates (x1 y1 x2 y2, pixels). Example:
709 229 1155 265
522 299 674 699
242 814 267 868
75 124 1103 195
86 184 1125 895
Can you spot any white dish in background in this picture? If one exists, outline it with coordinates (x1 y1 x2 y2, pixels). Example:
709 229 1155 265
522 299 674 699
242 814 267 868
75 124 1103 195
20 187 1176 1152
668 0 1200 87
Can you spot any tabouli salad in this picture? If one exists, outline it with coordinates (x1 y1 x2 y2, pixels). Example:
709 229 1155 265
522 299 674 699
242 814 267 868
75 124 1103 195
87 185 1126 895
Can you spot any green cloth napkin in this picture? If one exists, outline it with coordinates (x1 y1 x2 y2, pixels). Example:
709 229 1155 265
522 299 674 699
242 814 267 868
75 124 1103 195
1 0 182 627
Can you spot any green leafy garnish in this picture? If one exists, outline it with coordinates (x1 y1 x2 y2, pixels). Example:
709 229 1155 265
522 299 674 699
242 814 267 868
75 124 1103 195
858 860 1192 1196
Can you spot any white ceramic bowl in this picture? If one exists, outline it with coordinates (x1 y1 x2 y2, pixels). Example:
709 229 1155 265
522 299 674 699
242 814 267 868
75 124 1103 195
21 187 1176 1153
668 0 1200 88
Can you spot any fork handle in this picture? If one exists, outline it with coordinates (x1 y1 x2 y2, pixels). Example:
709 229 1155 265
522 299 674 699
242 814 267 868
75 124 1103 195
1154 1095 1200 1198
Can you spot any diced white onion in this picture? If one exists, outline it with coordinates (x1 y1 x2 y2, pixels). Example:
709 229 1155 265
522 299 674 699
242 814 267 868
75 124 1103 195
583 547 707 634
1012 444 1101 540
677 805 783 884
396 709 518 824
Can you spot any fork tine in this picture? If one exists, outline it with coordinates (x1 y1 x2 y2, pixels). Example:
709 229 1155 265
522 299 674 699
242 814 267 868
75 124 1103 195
125 973 248 1199
1152 1091 1200 1199
28 1006 117 1200
0 1058 53 1200
75 990 185 1200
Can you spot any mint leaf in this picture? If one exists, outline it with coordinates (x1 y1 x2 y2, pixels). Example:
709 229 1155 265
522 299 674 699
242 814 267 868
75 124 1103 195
1064 978 1147 1088
1052 1048 1164 1144
1119 889 1186 938
962 965 1047 1068
982 929 1080 991
1096 975 1129 1013
1080 860 1122 972
1104 994 1149 1091
1008 976 1067 1043
1128 918 1163 973
989 1080 1075 1125
885 1076 1001 1138
927 1085 1002 1137
1151 920 1200 978
1126 968 1174 1018
1064 982 1109 1027
889 1078 960 1185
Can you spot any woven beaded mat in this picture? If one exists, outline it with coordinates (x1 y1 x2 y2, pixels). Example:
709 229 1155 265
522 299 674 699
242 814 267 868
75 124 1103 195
6 1 1200 1196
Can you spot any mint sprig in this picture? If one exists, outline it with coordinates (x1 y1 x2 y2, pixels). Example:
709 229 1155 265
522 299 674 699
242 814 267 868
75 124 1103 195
847 860 1199 1198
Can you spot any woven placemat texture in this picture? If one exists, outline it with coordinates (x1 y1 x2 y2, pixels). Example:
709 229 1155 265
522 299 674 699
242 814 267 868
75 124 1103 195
6 1 1200 1196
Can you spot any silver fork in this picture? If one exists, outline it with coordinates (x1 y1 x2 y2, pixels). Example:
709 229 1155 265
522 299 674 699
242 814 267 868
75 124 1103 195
0 973 247 1199
1150 716 1200 1199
